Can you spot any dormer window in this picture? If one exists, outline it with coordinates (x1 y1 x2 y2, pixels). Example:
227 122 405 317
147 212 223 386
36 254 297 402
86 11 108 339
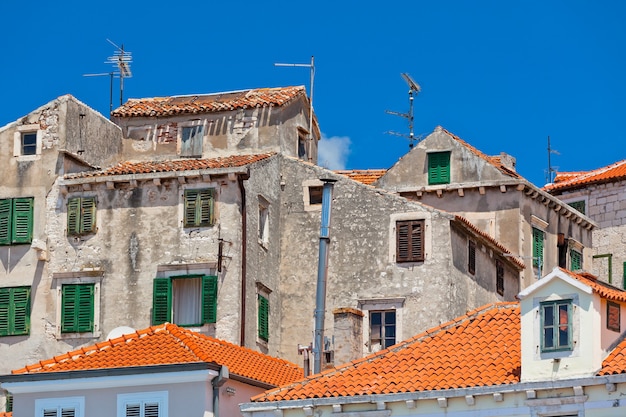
541 299 572 352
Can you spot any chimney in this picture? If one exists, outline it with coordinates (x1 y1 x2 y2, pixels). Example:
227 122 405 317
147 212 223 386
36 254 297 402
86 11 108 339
332 308 364 366
499 152 516 172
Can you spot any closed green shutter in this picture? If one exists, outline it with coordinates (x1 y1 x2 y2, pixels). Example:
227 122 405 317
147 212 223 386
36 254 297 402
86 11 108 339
61 284 94 333
184 190 199 227
67 198 81 235
570 250 582 270
428 152 451 185
184 189 214 227
198 189 214 226
532 228 544 268
0 288 10 336
152 278 172 325
80 197 97 233
0 199 11 245
11 198 33 244
201 275 218 324
0 287 31 337
258 294 269 341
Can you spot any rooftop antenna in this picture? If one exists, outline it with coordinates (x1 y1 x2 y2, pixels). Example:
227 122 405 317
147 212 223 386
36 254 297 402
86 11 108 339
386 73 421 148
83 40 132 116
274 56 315 162
546 135 560 184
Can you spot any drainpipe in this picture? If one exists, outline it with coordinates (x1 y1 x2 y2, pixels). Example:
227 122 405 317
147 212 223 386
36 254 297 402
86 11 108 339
212 366 229 417
593 253 613 284
237 175 248 346
313 179 336 375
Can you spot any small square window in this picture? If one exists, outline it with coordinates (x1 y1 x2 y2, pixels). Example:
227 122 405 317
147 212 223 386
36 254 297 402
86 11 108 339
184 189 215 227
180 125 204 157
568 200 585 215
369 310 396 351
67 197 97 236
21 132 37 156
428 151 451 185
541 299 572 352
396 220 424 263
308 186 323 205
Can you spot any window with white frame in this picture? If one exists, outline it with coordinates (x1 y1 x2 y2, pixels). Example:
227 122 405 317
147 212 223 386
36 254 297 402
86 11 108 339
54 272 102 338
35 397 84 417
117 391 168 417
180 124 204 157
14 124 42 158
302 180 324 212
359 298 404 353
258 196 269 246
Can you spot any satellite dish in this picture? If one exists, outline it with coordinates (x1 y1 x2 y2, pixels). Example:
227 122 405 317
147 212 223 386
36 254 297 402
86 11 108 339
106 326 136 340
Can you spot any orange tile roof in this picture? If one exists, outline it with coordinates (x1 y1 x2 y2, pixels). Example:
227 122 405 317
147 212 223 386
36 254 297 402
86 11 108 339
65 153 275 179
439 127 522 179
253 303 522 401
560 268 626 303
12 323 303 387
544 160 626 192
0 413 11 417
111 86 307 118
334 169 387 185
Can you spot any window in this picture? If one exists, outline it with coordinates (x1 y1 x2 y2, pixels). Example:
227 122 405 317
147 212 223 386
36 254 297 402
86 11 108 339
118 391 167 417
370 310 396 351
0 286 30 336
427 151 451 185
0 197 34 245
608 301 620 332
21 132 37 155
496 259 504 296
298 131 307 159
532 227 544 268
258 294 269 341
183 189 214 227
35 397 84 417
468 240 476 275
180 125 204 157
152 275 217 326
67 197 96 236
258 199 269 246
61 284 94 333
568 200 585 215
570 249 582 270
308 186 323 205
541 299 572 352
396 220 424 263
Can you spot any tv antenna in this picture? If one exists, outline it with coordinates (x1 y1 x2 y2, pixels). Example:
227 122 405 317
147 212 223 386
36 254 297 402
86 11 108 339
386 73 421 148
83 39 132 115
546 135 560 184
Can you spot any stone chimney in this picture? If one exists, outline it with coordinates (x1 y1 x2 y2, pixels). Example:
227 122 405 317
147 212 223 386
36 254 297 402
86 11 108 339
498 152 516 172
332 308 364 366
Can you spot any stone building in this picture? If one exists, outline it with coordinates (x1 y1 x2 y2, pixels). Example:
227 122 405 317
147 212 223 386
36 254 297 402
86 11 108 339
374 126 596 289
544 160 626 287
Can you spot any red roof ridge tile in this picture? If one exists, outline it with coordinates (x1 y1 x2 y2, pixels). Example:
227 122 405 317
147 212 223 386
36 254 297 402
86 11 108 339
544 159 626 191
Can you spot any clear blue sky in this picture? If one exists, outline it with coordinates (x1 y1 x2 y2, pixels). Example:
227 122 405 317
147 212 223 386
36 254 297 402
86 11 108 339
1 1 625 186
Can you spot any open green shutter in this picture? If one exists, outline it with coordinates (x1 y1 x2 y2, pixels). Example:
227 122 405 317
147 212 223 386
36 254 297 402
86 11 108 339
80 197 97 233
184 190 198 227
61 285 77 333
258 294 269 341
11 287 30 335
11 198 33 244
0 288 10 336
0 199 12 245
76 284 94 332
67 198 81 235
201 275 218 324
152 278 172 325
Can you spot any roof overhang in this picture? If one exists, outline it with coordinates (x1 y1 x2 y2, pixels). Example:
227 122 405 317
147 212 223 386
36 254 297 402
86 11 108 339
517 267 592 300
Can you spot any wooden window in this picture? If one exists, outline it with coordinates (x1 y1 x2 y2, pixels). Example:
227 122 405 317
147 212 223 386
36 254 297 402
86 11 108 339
183 189 214 227
152 275 217 326
180 125 203 157
396 220 424 263
541 299 572 352
496 259 504 296
570 249 582 271
308 186 323 205
258 294 269 341
0 197 34 245
607 301 620 332
370 310 396 351
0 286 31 336
532 227 544 268
61 284 95 333
67 197 96 236
428 151 451 185
468 241 476 275
568 200 585 215
21 132 37 155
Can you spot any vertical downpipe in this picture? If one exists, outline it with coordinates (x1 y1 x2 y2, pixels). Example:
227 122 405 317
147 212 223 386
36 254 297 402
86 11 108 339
238 175 248 346
313 179 336 374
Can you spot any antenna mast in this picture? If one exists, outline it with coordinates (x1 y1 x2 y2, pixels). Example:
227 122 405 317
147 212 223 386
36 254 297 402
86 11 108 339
546 135 560 184
386 73 421 148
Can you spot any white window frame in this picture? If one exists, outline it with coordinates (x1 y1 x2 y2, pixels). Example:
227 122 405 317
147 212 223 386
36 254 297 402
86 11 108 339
389 212 432 264
302 179 324 212
532 293 580 360
358 298 404 354
35 396 85 417
53 271 103 339
177 121 205 157
117 391 168 417
14 124 43 160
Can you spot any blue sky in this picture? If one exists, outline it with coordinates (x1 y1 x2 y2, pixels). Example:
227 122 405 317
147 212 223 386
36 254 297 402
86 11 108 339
1 1 625 186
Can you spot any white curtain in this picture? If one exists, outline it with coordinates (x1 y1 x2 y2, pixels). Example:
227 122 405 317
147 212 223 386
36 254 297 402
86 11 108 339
172 278 201 325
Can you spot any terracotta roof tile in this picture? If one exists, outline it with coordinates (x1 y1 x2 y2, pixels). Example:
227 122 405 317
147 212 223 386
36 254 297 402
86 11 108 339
600 337 626 375
561 268 626 303
544 160 626 192
0 413 11 417
111 86 306 118
64 153 275 179
252 303 521 402
334 169 387 185
12 323 302 387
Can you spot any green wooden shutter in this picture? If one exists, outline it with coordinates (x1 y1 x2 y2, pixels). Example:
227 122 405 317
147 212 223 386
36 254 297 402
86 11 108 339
152 278 172 325
428 152 451 185
80 197 97 233
0 287 10 336
533 228 544 267
184 190 198 227
11 287 31 335
201 275 218 324
61 284 94 333
198 189 214 226
0 199 12 245
258 294 269 341
61 285 77 333
11 198 33 244
67 198 81 235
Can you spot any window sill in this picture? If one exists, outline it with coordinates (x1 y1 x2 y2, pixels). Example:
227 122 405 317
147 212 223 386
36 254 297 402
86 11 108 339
15 154 41 162
56 330 101 340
